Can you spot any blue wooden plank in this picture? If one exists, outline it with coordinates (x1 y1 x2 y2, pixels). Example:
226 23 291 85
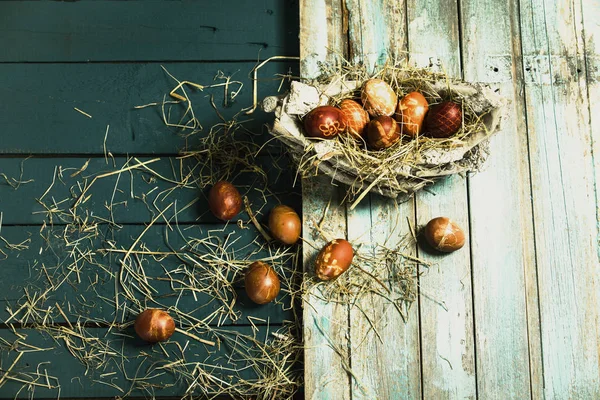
0 223 298 325
0 61 299 154
0 0 299 62
0 325 298 398
0 156 301 225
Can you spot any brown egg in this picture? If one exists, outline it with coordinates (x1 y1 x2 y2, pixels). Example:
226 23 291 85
367 115 400 150
245 261 281 304
134 309 176 343
361 79 398 117
303 105 346 139
424 101 462 138
395 92 429 138
208 181 242 221
423 217 465 252
269 205 301 245
315 239 354 281
339 99 370 139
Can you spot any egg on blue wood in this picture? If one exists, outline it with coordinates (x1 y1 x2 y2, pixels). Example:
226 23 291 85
208 181 242 221
245 261 281 304
269 205 301 245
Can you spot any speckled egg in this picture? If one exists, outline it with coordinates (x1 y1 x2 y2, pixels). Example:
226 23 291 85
314 239 354 281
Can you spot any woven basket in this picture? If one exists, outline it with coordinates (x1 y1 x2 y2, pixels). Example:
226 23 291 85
263 76 507 199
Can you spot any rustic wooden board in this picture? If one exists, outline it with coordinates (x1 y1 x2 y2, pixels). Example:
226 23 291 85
0 156 300 225
0 2 302 399
460 0 538 397
0 325 283 398
0 0 299 62
407 0 477 398
0 62 298 155
344 1 421 399
0 224 296 325
300 1 352 399
519 0 600 397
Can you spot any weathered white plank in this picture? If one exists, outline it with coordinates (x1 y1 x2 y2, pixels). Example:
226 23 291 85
415 178 476 399
519 0 600 397
461 0 539 398
300 1 351 399
581 10 600 394
407 0 477 398
346 198 421 400
346 0 407 71
344 1 422 398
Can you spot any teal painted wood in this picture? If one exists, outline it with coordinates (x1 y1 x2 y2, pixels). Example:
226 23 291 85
518 0 600 397
406 0 477 398
0 325 282 398
0 62 298 154
0 2 302 398
0 224 295 325
0 157 300 225
299 1 351 398
344 1 421 399
0 1 299 62
461 0 539 397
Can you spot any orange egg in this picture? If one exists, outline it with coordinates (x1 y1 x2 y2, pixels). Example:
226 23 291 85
314 239 354 280
361 79 398 117
339 99 370 139
395 92 429 138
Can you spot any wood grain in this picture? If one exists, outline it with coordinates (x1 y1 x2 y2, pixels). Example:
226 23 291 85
461 0 538 397
0 325 279 398
519 0 600 397
0 62 298 154
0 156 300 225
343 1 421 398
300 1 351 399
0 1 299 62
0 224 295 325
347 196 421 399
407 0 477 398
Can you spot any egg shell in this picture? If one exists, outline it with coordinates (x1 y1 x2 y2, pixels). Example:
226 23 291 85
339 99 370 139
367 115 400 150
424 101 462 138
245 261 281 304
315 239 354 280
303 105 346 139
208 181 242 221
423 217 465 252
395 91 429 138
361 79 398 117
269 205 301 245
134 309 176 343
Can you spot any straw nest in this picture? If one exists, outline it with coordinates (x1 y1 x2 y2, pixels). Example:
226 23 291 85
264 61 507 204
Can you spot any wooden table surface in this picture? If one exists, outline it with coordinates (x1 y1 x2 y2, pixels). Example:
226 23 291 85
1 1 599 400
0 1 301 399
300 0 600 399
